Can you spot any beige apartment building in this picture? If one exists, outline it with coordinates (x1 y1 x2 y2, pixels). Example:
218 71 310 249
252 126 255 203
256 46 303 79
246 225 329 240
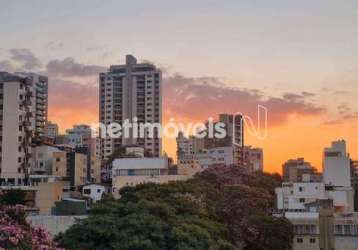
52 151 87 188
35 181 64 215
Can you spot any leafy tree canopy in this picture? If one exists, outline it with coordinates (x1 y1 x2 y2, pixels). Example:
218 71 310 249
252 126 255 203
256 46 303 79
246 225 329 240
56 166 293 250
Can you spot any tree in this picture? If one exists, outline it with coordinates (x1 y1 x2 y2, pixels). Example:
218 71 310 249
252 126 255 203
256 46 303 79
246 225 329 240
190 166 292 250
0 189 26 205
243 215 293 250
56 189 236 250
0 205 61 249
56 165 293 250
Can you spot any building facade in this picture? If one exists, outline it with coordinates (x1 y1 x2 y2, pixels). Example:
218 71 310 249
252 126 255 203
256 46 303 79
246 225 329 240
323 140 351 187
32 145 63 175
0 72 48 185
99 55 162 159
282 158 322 183
351 160 358 211
44 121 59 139
52 151 87 189
243 146 264 171
112 157 187 196
65 124 92 148
282 200 358 250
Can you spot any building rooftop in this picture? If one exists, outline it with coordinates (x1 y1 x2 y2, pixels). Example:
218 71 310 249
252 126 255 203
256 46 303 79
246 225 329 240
112 157 167 170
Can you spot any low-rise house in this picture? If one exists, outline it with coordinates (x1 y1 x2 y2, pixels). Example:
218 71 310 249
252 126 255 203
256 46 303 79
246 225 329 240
82 184 106 203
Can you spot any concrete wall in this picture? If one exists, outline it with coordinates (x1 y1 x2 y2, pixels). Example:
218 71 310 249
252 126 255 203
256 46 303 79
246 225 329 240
35 181 64 215
27 215 87 236
112 174 188 197
1 81 24 183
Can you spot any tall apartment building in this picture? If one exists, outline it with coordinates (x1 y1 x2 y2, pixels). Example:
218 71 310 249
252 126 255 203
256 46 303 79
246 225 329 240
351 160 358 211
323 140 351 187
99 55 162 159
0 72 48 185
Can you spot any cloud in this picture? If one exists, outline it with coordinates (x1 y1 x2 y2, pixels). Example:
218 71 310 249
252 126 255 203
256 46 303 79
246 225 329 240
334 90 349 95
163 74 324 126
0 60 15 72
48 78 98 129
46 57 106 77
9 48 42 70
0 48 330 130
323 103 358 125
46 41 64 50
337 103 351 115
324 114 358 125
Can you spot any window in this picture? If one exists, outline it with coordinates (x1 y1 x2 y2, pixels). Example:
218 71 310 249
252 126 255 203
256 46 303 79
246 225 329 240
296 238 303 243
56 157 61 162
83 189 91 194
299 186 304 192
299 198 305 203
309 238 316 243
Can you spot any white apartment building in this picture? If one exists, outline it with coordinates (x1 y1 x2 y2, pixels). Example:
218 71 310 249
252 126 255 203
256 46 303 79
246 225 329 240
82 184 106 203
177 146 234 177
0 72 48 185
276 140 354 213
44 121 59 139
99 55 162 159
323 140 351 187
201 146 234 167
276 182 354 213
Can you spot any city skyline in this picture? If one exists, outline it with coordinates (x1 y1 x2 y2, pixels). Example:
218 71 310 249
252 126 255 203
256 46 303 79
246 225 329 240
1 0 358 172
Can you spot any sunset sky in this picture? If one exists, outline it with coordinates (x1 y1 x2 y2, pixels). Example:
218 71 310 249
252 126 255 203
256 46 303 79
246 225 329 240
1 0 358 173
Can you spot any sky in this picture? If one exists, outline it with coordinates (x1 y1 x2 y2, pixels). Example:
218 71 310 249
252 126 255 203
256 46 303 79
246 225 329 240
1 0 358 173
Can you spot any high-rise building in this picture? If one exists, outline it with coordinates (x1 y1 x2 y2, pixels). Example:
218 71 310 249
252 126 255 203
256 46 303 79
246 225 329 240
0 72 48 185
350 160 358 211
323 140 351 187
99 55 162 159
